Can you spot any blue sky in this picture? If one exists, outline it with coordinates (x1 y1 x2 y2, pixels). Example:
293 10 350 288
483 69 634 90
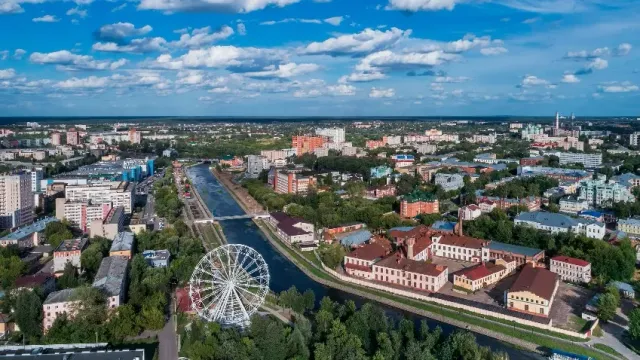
0 0 638 116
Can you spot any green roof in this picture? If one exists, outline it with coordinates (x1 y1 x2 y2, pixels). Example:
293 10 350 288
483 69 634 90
403 189 437 203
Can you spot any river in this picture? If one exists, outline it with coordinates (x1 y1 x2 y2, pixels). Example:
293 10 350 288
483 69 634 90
186 164 541 359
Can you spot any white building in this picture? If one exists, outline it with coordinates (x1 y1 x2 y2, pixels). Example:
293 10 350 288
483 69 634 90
268 212 315 244
246 155 269 179
630 132 640 147
577 177 635 207
53 238 88 273
55 199 111 232
514 211 605 240
469 133 497 144
316 127 345 144
434 173 465 191
459 205 482 220
415 143 437 154
0 171 34 229
559 198 589 214
550 256 591 283
43 289 80 331
549 151 602 168
64 181 134 213
30 167 44 193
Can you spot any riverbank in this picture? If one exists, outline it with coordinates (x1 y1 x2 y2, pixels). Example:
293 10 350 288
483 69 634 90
205 167 618 360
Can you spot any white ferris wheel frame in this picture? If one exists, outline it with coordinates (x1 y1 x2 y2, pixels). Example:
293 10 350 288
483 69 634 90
189 244 270 326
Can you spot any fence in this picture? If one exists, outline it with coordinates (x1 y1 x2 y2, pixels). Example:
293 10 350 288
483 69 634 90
320 262 590 340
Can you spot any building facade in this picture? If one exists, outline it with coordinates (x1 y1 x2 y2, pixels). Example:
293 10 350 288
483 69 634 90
400 190 439 218
550 256 591 283
578 178 635 206
434 173 464 191
53 238 88 274
315 127 345 144
0 171 35 229
506 265 559 317
617 218 640 238
269 212 315 244
55 199 112 232
559 198 589 214
515 211 605 240
246 155 269 179
453 258 516 292
64 181 134 214
292 135 325 155
43 288 80 331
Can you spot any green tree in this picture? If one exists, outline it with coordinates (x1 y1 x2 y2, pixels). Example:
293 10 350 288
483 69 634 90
57 262 80 289
597 293 618 322
0 256 25 288
14 290 43 340
628 308 640 340
107 304 141 342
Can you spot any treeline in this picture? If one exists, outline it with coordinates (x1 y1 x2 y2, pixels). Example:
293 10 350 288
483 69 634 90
464 209 636 282
174 136 290 159
244 180 414 230
485 176 559 198
154 168 182 222
180 297 509 360
293 154 392 180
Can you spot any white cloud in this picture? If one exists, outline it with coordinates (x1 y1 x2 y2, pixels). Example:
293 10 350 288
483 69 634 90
138 0 300 13
434 76 470 83
66 7 87 17
561 74 580 83
111 3 127 12
599 81 638 93
33 15 59 22
327 84 355 96
30 50 127 71
300 27 410 56
0 68 16 79
564 47 610 60
293 89 323 98
369 87 395 98
93 37 168 54
615 43 632 56
209 86 231 93
522 17 539 24
339 71 386 83
441 34 500 53
0 1 23 14
237 22 246 35
98 23 153 40
172 26 234 49
493 0 616 13
54 76 110 89
147 46 285 71
324 16 344 26
355 49 457 73
574 57 608 75
480 47 508 56
0 51 8 60
13 49 26 60
244 62 319 79
386 0 459 11
520 75 550 87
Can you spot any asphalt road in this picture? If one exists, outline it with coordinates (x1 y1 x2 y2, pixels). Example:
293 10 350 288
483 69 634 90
158 313 178 360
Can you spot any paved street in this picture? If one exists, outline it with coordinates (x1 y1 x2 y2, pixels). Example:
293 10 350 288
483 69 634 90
158 310 178 360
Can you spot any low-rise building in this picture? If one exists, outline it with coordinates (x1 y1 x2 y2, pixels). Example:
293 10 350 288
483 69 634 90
459 205 481 221
506 265 559 317
514 211 605 240
13 274 56 295
370 166 392 179
372 253 448 293
365 184 396 198
142 249 171 268
559 197 589 214
430 233 488 262
92 256 128 309
617 218 640 238
487 241 545 267
0 217 59 248
268 212 315 244
53 238 88 274
392 154 415 168
344 243 391 280
43 288 80 331
453 258 516 292
477 195 541 212
550 256 591 283
434 173 464 191
109 231 134 259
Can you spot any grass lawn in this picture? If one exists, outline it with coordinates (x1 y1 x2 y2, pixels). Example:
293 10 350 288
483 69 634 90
593 344 624 358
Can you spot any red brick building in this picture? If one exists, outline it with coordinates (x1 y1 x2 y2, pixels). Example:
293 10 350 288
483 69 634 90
292 135 326 155
400 190 439 218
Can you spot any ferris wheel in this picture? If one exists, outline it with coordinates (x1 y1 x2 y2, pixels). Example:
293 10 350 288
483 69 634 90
189 244 270 326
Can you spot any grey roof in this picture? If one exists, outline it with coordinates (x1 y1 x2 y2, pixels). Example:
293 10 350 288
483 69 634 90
0 344 146 360
0 217 59 241
44 288 78 305
610 281 635 293
54 238 88 253
110 231 134 252
612 173 640 186
142 249 170 261
618 218 640 227
488 241 544 257
92 256 128 297
340 230 372 246
515 211 603 228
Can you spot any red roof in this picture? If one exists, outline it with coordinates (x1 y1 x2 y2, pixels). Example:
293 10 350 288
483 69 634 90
375 252 447 277
14 274 53 288
346 242 390 261
389 225 432 240
436 233 488 249
509 265 558 301
552 256 590 267
176 287 195 313
479 199 495 205
466 204 480 211
456 263 505 281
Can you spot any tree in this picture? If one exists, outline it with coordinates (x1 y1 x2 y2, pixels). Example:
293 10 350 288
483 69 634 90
80 238 110 281
107 304 141 341
597 293 618 322
0 256 25 288
57 262 80 289
628 308 640 340
14 290 43 340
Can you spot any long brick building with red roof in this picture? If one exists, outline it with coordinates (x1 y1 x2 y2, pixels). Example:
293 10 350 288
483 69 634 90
549 255 591 283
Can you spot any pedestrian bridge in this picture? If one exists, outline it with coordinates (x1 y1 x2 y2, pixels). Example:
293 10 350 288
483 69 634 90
193 213 270 223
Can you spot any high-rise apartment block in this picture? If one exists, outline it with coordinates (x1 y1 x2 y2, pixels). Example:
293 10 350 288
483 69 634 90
578 177 635 206
270 169 315 194
30 167 43 193
0 172 34 229
292 135 325 155
66 129 79 146
128 128 141 144
50 132 61 146
55 198 112 232
630 132 640 147
246 155 269 179
315 128 345 144
64 181 134 213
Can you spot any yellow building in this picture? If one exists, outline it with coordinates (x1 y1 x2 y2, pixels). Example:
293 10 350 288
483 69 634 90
617 218 640 238
453 258 516 292
506 265 559 317
128 220 148 235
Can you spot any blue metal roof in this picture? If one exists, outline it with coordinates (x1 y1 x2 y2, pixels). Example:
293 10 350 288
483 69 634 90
431 221 456 232
611 281 635 293
488 241 543 257
579 210 603 218
340 230 372 247
388 226 415 232
1 217 59 241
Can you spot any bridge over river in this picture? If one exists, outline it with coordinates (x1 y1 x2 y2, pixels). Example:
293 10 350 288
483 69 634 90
193 213 270 223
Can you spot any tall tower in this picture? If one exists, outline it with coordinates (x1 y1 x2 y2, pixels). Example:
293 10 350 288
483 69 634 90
555 112 560 130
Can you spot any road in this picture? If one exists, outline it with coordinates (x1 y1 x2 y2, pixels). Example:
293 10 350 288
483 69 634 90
158 302 178 360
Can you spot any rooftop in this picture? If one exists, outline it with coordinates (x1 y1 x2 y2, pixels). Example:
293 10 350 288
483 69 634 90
431 221 456 233
610 281 634 293
14 274 53 288
54 238 88 253
270 212 313 237
515 211 603 229
44 288 78 305
340 230 372 247
0 217 59 241
104 206 125 224
509 265 558 301
142 249 170 261
402 189 437 203
92 256 128 297
346 242 390 261
488 241 544 258
618 218 640 227
0 344 146 360
552 256 590 267
110 231 134 253
436 233 487 249
456 262 505 281
375 252 447 277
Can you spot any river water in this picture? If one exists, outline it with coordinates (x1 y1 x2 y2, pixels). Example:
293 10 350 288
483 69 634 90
186 164 540 359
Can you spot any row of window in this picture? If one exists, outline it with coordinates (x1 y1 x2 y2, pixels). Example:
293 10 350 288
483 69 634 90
509 294 546 305
375 274 437 291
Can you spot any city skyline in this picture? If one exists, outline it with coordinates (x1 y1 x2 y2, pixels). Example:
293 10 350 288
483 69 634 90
0 0 639 116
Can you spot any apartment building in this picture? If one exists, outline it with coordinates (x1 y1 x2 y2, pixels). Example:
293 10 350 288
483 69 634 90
617 218 640 238
434 173 464 191
578 178 635 206
517 166 592 182
64 181 134 213
469 133 497 144
31 167 43 193
400 190 439 218
53 238 88 274
453 258 516 292
550 151 602 168
292 135 325 155
66 129 79 146
55 198 111 232
629 131 640 146
246 155 269 179
458 205 481 220
43 289 81 331
414 143 437 154
506 265 559 317
612 173 640 189
0 171 35 229
315 127 345 143
90 206 125 240
128 128 141 144
559 197 589 214
365 184 396 198
514 211 605 240
477 195 541 212
50 132 61 146
93 256 129 309
260 149 296 162
273 170 315 195
550 256 591 283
